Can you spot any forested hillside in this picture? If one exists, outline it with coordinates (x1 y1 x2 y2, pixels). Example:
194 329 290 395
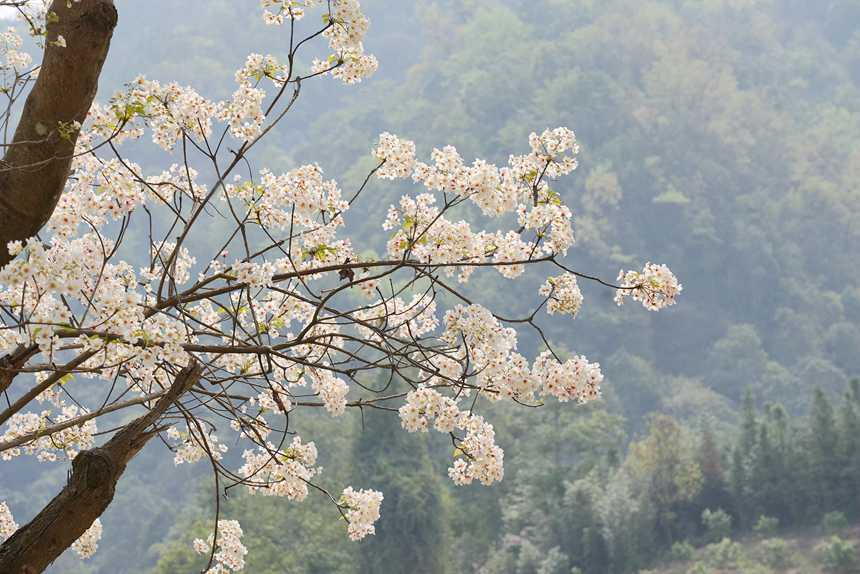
1 0 858 572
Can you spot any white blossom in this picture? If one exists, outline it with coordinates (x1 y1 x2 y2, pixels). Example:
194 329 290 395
194 519 247 573
614 262 682 310
71 519 102 559
340 486 383 540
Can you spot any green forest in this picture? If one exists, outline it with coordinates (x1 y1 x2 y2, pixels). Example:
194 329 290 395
1 0 860 572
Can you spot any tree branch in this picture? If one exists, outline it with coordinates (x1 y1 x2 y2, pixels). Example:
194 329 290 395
0 345 37 395
0 389 167 453
0 0 117 269
0 362 200 574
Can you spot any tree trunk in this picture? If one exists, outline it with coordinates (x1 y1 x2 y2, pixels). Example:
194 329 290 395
0 0 117 269
0 363 201 574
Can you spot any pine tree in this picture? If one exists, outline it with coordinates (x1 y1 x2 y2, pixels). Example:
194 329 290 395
731 391 758 527
740 390 758 459
810 388 840 515
695 420 732 525
837 384 860 518
751 422 783 519
352 403 448 574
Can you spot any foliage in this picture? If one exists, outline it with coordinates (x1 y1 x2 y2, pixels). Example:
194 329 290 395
669 541 694 562
700 509 732 544
701 538 743 569
753 516 780 536
759 537 794 570
817 536 859 573
824 512 850 534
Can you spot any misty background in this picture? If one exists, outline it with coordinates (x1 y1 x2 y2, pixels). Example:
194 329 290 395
2 0 860 572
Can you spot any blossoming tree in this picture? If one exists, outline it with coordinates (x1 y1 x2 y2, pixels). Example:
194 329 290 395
0 1 681 572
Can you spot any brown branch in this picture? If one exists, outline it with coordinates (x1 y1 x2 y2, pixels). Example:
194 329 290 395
0 0 117 269
0 362 200 574
0 349 97 428
0 345 37 395
0 389 167 453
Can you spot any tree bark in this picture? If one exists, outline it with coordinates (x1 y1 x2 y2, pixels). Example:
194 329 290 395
0 363 201 574
0 0 117 269
0 345 37 395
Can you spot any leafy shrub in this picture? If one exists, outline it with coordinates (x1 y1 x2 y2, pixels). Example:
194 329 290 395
701 508 733 543
760 537 793 570
753 515 780 536
685 562 711 574
817 536 858 572
671 541 695 562
702 538 743 568
822 511 849 533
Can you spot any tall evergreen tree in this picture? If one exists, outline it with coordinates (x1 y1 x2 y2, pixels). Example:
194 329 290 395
731 391 758 527
694 420 732 524
810 388 840 515
352 403 448 574
837 384 860 518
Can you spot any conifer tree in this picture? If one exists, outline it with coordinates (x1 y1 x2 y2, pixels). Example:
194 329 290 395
353 398 448 574
810 388 840 514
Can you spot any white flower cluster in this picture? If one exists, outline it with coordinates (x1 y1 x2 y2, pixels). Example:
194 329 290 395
71 519 102 560
231 260 276 288
442 304 521 393
92 65 273 147
398 387 504 486
0 26 30 74
0 501 17 541
489 230 532 279
235 53 285 86
48 157 146 239
528 126 580 178
167 426 229 466
193 519 248 573
516 201 575 257
1 0 81 37
383 194 493 282
399 387 460 433
539 273 583 317
260 0 318 24
0 231 197 391
255 385 293 414
354 293 439 342
448 413 504 486
140 241 197 288
228 164 347 231
413 146 519 217
438 303 603 403
0 405 96 462
374 132 416 179
219 84 266 141
377 128 581 283
314 0 378 84
533 350 603 404
614 262 682 311
238 436 320 501
340 486 383 541
265 0 377 84
115 76 220 150
309 369 349 416
411 127 579 217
